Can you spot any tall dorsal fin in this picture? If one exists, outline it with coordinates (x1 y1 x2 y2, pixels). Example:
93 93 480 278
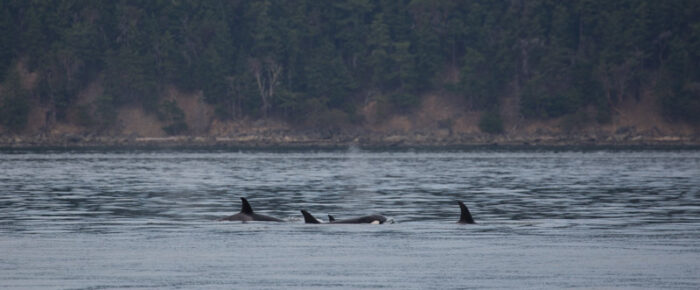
327 215 336 222
301 210 321 224
458 201 475 224
240 197 254 214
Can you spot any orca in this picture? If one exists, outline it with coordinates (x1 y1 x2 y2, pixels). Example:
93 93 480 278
301 210 322 224
328 214 387 224
300 210 386 224
457 201 475 224
219 197 284 222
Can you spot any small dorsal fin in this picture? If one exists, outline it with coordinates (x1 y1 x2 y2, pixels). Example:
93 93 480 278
458 201 475 224
327 215 336 222
240 197 254 214
301 210 321 224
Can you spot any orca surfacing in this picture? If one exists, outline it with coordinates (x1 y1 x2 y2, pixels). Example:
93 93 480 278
457 201 476 224
219 198 472 224
301 210 387 224
219 197 284 222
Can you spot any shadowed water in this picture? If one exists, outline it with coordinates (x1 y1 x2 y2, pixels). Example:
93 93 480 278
1 148 699 289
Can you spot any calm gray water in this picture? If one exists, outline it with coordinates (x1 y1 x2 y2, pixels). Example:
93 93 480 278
1 148 699 289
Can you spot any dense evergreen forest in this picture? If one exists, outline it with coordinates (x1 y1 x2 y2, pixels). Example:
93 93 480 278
1 0 699 134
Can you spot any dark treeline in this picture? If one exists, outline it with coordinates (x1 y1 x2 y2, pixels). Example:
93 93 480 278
1 0 699 133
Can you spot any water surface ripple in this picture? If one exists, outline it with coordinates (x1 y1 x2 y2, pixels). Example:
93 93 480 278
1 149 699 289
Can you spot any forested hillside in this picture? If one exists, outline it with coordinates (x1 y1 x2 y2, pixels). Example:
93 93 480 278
1 0 699 138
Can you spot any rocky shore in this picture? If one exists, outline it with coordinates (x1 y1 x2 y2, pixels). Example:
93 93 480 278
1 130 698 149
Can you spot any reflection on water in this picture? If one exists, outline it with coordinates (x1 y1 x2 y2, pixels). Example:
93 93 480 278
1 148 699 289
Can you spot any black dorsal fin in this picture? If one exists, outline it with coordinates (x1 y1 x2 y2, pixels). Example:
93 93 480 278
327 215 336 222
458 201 475 224
240 197 254 214
301 210 321 224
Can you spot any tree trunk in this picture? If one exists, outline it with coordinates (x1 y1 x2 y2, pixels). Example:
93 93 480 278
249 57 282 118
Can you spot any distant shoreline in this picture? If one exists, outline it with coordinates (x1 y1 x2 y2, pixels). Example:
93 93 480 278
1 132 698 149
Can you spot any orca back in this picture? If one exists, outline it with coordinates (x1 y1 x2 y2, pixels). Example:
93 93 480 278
328 214 387 224
220 197 284 222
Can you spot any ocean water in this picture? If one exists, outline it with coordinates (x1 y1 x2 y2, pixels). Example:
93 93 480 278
1 148 699 289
